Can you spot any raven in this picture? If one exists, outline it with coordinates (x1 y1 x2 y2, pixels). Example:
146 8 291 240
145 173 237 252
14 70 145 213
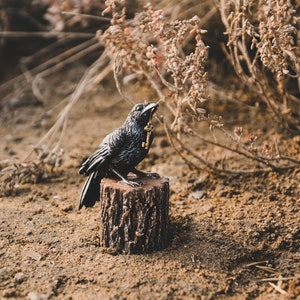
78 102 159 210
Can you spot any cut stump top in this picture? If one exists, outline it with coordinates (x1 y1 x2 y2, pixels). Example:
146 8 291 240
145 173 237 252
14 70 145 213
101 176 169 192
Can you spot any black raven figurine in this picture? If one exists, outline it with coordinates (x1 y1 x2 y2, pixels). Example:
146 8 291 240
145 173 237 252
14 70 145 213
78 103 159 210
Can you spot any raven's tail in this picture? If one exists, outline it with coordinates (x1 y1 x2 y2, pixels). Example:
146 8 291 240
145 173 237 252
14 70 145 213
78 171 101 210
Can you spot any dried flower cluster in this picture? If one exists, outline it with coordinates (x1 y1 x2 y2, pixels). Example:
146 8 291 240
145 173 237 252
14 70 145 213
99 1 209 132
253 0 298 78
138 6 209 114
44 0 105 14
44 0 105 31
219 0 299 132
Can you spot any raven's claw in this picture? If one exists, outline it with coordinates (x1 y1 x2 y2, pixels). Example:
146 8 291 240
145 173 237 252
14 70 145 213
145 172 160 179
127 180 143 187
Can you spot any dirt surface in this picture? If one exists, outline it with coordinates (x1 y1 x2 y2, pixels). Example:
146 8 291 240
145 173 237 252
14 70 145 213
0 70 300 300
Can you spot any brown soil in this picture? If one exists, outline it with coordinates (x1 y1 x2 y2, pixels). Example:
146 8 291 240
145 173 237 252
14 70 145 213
0 69 299 300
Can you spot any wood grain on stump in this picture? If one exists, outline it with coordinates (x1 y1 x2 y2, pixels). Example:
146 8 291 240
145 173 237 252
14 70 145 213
100 176 169 254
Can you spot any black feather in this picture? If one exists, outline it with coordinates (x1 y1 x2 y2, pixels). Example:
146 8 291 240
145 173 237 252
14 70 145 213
78 103 158 210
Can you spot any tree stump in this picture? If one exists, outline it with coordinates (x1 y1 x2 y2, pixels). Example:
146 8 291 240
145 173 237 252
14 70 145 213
99 176 169 254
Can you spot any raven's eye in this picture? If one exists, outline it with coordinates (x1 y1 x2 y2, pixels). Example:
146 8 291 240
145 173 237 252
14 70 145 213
135 104 143 111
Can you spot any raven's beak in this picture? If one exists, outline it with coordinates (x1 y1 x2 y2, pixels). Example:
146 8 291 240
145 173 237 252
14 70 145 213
142 103 158 119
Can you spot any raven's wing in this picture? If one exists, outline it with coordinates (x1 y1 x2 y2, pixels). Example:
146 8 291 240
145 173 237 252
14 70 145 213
79 144 110 175
79 128 126 176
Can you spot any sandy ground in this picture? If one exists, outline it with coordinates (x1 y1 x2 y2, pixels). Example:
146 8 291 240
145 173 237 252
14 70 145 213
0 72 300 300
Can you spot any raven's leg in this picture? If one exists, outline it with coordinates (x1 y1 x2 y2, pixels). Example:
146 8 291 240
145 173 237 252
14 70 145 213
111 168 143 187
131 168 160 179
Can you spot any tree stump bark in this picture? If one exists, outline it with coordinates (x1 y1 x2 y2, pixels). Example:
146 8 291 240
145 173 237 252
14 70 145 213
99 176 169 254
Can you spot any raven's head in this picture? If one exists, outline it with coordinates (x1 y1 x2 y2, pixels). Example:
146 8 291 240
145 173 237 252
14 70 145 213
126 103 158 127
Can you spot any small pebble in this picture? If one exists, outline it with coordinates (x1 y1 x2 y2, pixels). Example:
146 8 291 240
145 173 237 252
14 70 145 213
190 190 205 200
28 291 48 300
14 272 25 283
24 250 42 261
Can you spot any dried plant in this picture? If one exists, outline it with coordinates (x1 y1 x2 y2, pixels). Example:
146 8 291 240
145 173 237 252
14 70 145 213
0 150 63 197
218 0 300 132
99 1 209 133
44 0 106 31
97 1 299 174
